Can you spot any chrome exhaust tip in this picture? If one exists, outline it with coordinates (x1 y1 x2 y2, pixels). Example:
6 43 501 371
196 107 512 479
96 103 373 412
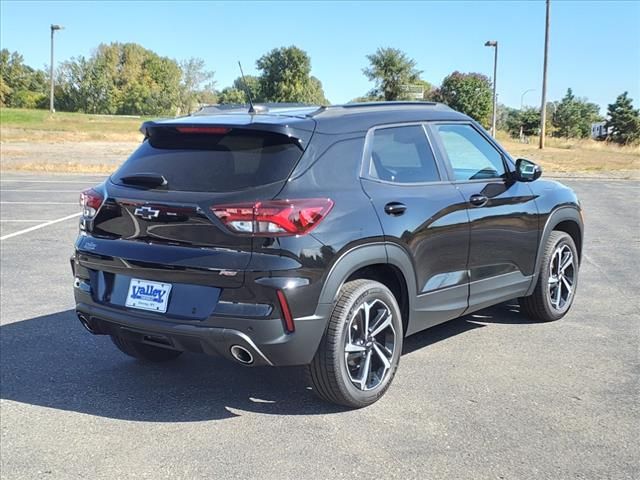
77 313 96 334
230 345 254 365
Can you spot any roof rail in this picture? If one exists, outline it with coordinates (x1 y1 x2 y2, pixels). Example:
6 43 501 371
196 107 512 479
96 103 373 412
340 101 440 109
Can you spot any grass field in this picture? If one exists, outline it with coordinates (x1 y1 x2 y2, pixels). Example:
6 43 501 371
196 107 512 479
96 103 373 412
0 108 146 142
1 108 638 175
499 132 639 174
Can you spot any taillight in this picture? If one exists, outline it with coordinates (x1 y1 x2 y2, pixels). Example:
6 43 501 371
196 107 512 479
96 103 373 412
211 198 333 236
79 188 104 218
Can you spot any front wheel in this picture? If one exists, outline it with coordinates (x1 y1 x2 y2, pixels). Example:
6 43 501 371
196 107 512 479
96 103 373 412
519 231 579 322
307 279 403 408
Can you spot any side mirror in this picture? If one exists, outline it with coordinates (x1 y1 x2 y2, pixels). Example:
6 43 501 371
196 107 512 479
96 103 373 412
514 158 542 182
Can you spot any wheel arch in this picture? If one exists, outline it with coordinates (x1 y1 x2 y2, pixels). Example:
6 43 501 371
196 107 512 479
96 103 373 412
525 206 583 296
316 242 417 336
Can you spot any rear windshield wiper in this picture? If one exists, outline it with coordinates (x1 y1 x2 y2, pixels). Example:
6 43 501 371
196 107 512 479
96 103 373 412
120 173 168 188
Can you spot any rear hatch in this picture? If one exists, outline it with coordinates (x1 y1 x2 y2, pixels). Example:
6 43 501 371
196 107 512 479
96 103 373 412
79 119 315 289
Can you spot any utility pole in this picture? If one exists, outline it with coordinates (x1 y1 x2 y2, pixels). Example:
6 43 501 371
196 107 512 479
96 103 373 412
485 40 498 137
539 0 550 149
49 24 63 113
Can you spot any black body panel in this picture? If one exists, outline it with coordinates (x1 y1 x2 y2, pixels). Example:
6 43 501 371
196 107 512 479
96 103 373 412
73 103 583 367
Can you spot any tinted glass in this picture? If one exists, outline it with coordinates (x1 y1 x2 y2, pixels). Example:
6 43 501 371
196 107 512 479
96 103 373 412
369 125 440 183
112 129 303 192
435 124 505 180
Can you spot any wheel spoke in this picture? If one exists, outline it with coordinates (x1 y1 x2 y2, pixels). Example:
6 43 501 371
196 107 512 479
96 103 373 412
555 280 562 306
370 313 392 338
561 275 573 294
345 342 366 353
560 251 572 272
357 350 372 390
373 343 391 369
375 340 393 356
362 302 371 336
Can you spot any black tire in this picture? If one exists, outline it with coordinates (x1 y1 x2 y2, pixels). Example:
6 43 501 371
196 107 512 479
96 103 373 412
307 279 403 408
519 231 579 322
110 335 183 362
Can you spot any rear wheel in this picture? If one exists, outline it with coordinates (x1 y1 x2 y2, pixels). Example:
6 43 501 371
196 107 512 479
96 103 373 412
307 279 403 408
110 335 183 362
519 231 579 322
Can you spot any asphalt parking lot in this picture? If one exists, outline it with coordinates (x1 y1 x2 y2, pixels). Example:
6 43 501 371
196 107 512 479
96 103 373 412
0 172 638 480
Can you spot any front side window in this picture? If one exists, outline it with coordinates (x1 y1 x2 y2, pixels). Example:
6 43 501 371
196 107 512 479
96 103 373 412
435 124 506 181
369 125 440 183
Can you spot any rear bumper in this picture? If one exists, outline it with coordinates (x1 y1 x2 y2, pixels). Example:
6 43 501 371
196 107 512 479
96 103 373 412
74 297 331 367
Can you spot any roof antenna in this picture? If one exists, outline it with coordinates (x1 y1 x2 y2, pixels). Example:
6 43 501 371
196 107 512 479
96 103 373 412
237 61 256 114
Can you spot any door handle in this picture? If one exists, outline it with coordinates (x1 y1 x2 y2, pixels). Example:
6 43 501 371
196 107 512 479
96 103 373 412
469 194 488 207
384 202 407 216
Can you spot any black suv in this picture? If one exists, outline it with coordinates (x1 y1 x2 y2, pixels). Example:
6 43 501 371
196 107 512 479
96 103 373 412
72 102 583 408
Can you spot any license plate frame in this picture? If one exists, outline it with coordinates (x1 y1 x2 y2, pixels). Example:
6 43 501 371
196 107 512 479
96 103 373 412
125 278 172 313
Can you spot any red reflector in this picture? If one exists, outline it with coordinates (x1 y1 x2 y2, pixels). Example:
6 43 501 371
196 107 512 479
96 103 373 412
211 198 334 236
175 126 231 135
277 290 295 333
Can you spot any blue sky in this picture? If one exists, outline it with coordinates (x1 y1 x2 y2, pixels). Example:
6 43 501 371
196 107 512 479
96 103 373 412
1 0 638 113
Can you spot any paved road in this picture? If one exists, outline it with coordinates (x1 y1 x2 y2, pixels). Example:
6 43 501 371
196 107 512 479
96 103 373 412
1 172 638 480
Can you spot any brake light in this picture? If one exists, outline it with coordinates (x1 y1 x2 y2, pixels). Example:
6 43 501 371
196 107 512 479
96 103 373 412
211 198 333 236
79 188 104 218
175 126 231 135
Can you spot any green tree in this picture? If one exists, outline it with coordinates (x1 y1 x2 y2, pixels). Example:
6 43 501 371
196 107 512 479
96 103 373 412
56 42 183 115
416 79 436 101
363 47 422 101
178 57 216 114
505 107 540 137
233 75 263 102
0 49 48 108
605 92 640 145
552 88 600 138
435 71 493 126
217 87 247 104
495 103 514 132
256 46 328 104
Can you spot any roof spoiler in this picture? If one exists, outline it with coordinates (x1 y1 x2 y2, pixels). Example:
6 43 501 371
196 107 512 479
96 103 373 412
138 120 316 148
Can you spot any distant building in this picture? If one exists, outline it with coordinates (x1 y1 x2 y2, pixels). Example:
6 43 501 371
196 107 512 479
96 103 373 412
591 121 612 140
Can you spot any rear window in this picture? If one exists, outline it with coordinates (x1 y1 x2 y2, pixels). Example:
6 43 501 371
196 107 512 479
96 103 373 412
112 128 304 192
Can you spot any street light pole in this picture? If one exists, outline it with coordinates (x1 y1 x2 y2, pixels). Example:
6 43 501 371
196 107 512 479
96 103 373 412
521 89 535 110
485 40 498 137
49 24 63 113
519 89 535 143
539 0 550 149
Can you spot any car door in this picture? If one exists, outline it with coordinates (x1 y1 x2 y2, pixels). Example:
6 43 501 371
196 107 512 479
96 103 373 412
427 122 540 312
360 123 470 335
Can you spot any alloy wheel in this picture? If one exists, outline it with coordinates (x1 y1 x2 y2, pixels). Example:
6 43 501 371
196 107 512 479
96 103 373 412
548 243 575 311
344 299 397 391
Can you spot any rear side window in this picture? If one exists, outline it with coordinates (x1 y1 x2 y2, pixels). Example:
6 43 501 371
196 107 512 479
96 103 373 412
434 124 506 181
369 125 440 183
112 128 304 192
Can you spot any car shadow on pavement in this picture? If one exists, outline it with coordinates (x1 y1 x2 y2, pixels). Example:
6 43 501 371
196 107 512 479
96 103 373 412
402 301 534 354
1 303 533 422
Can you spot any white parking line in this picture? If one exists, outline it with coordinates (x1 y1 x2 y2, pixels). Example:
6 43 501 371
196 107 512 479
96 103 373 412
0 190 80 193
0 179 103 184
0 201 77 205
0 212 82 241
0 220 57 223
